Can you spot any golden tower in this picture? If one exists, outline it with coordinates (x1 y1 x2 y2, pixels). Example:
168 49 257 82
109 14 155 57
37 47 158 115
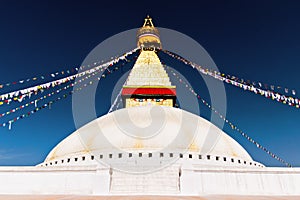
122 16 176 108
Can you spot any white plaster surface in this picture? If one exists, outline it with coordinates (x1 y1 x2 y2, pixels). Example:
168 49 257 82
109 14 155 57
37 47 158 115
0 164 299 196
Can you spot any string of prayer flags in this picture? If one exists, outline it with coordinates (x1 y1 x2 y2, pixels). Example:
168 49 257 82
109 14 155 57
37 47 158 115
0 48 138 90
0 60 133 129
164 50 299 109
165 65 292 167
0 48 139 106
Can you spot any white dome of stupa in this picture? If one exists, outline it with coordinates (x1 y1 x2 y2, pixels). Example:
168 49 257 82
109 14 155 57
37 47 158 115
41 106 264 169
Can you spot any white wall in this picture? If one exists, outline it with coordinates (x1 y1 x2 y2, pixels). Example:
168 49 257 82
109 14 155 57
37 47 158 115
0 166 110 195
180 166 300 196
0 165 299 196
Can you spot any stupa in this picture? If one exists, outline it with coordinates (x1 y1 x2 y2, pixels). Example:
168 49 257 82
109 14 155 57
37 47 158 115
0 16 299 199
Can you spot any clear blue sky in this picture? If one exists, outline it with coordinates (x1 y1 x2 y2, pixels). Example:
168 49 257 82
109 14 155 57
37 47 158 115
0 0 299 167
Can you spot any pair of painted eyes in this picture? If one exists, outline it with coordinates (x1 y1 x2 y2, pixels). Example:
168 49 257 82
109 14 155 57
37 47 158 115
134 99 164 102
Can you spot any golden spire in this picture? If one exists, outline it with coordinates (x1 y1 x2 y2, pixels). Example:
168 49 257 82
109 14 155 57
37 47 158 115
143 15 154 27
122 16 176 108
